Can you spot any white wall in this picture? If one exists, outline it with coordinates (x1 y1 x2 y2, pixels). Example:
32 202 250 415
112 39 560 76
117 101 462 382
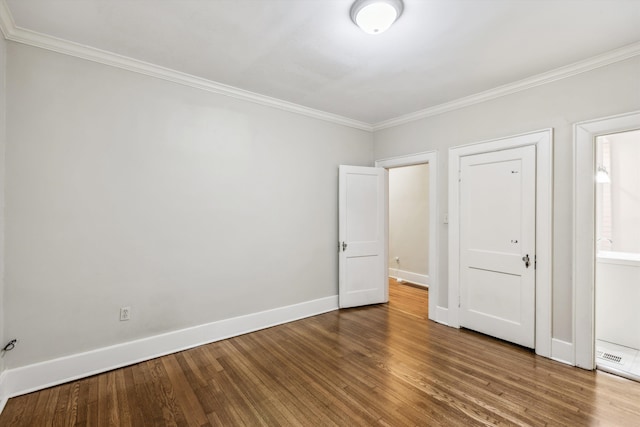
4 43 373 368
389 164 429 277
0 32 6 375
596 259 640 350
2 36 639 376
373 56 640 343
609 130 640 253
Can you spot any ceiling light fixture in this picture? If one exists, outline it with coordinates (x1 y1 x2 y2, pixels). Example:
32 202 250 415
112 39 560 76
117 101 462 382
350 0 404 35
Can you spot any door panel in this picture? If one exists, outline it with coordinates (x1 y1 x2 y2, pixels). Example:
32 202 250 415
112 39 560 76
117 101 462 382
339 165 387 308
460 146 536 348
467 268 522 324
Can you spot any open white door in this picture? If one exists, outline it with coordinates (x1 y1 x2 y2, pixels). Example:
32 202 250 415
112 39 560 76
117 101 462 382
339 165 387 308
459 145 536 348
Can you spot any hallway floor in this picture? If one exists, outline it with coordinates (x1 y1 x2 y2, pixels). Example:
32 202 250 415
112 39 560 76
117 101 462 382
388 277 428 320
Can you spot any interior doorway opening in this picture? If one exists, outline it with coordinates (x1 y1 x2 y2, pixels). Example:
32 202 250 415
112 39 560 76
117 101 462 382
375 151 441 324
574 110 640 370
594 128 640 382
387 163 430 316
388 163 430 289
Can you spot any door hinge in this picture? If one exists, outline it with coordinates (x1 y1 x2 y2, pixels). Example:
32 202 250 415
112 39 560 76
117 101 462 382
458 169 462 182
534 254 537 270
458 295 461 308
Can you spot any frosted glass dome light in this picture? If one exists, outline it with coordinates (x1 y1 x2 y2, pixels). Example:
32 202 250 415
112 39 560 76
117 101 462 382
351 0 404 35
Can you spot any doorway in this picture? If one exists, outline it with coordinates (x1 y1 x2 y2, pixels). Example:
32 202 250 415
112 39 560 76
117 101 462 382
388 163 430 288
375 151 441 324
387 164 430 317
448 129 553 358
594 129 640 381
574 111 640 370
458 145 536 348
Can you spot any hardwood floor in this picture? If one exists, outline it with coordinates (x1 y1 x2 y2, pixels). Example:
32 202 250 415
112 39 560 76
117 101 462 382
388 278 429 320
2 279 640 426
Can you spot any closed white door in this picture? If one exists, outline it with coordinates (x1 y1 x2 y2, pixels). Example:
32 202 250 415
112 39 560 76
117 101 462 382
338 165 387 308
459 145 536 348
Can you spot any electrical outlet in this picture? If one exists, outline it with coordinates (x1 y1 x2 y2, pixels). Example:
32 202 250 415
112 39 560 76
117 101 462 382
120 306 131 321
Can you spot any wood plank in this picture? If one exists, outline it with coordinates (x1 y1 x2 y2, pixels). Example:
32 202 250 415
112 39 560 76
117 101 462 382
1 280 640 425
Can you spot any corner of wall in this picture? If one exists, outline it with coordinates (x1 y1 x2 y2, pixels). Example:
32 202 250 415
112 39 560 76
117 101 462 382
0 27 7 389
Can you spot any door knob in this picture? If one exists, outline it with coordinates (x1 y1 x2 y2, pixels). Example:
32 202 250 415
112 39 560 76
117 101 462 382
522 254 530 268
342 241 348 251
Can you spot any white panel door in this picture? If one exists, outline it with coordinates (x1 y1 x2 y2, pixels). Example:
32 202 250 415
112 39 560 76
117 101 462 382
339 165 387 308
459 146 536 348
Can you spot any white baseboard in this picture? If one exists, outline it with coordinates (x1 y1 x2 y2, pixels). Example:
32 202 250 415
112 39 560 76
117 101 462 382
551 338 575 366
435 306 449 325
389 268 429 287
0 370 7 415
1 295 338 402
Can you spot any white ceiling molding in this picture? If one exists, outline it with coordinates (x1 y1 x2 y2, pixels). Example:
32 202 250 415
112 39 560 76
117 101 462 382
0 1 373 132
373 41 640 131
1 1 639 133
0 0 13 39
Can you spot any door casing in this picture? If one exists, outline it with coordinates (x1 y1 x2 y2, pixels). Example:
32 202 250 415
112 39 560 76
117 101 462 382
449 129 553 358
459 146 537 348
573 111 640 369
375 151 442 324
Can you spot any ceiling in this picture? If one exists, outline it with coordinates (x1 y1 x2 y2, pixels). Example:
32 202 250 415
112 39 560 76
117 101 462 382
3 0 640 126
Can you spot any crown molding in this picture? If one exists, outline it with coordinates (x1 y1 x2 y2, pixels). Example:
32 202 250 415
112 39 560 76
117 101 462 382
373 41 640 131
0 0 13 39
0 1 372 132
1 1 639 133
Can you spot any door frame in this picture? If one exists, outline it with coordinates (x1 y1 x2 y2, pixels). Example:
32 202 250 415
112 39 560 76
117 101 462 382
459 145 537 348
375 151 443 324
448 129 553 358
573 111 640 369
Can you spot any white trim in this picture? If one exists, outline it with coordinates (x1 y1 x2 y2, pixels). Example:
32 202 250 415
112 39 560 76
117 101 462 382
0 0 12 39
573 111 640 370
375 151 435 168
373 41 640 131
0 1 9 413
448 129 553 358
388 268 429 287
0 295 338 400
376 151 439 323
0 3 371 132
435 307 449 326
0 371 7 414
551 338 575 366
1 1 639 132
